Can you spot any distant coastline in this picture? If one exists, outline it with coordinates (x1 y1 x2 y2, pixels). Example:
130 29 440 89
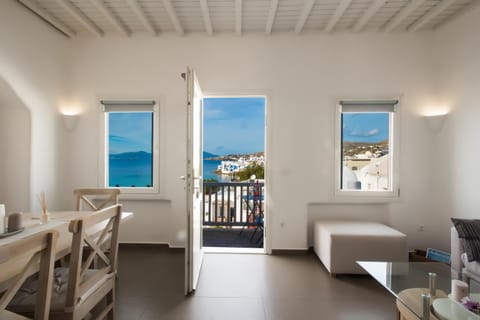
204 151 264 161
110 151 151 160
203 151 264 180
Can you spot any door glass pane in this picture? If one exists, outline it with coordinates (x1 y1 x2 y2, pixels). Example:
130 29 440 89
108 112 153 188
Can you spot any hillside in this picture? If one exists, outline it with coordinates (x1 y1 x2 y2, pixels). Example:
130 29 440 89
343 140 389 158
203 151 219 159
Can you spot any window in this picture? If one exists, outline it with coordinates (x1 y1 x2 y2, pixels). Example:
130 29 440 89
100 100 159 194
335 100 399 197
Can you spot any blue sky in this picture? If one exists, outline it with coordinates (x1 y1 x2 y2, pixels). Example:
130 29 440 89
204 97 265 155
342 113 389 143
109 112 153 154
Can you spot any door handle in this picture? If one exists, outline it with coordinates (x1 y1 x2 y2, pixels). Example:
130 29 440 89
180 175 202 181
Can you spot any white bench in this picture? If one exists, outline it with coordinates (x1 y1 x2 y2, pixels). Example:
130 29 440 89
313 221 407 275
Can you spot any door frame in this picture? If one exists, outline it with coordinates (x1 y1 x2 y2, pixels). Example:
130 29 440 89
202 90 272 255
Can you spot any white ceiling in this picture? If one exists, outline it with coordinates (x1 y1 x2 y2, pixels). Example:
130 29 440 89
17 0 477 37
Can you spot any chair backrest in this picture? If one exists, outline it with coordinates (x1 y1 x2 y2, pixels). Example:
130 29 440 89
0 231 58 320
74 188 120 211
64 204 122 316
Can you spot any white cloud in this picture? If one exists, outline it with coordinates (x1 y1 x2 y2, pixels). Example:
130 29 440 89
204 109 223 118
349 128 380 137
367 128 379 136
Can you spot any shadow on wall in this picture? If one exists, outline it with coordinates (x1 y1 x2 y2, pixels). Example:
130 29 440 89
0 76 31 212
306 203 390 246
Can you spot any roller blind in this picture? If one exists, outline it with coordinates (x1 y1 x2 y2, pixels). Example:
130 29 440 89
101 100 156 112
340 100 398 113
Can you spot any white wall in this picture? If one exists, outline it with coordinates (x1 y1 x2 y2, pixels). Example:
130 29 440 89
432 5 480 249
66 34 440 249
0 1 71 211
3 1 469 251
0 78 31 212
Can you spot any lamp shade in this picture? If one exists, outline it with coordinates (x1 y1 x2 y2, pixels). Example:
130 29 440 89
63 114 79 131
424 114 447 133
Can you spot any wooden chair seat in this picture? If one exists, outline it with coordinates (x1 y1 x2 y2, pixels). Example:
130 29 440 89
0 231 58 320
10 268 113 313
10 205 122 320
0 309 31 319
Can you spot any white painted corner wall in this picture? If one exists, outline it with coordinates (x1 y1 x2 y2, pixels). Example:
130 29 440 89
0 77 31 212
0 0 70 212
431 5 480 237
1 0 480 251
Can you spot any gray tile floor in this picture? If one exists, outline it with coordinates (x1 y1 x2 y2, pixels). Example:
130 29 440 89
116 246 397 320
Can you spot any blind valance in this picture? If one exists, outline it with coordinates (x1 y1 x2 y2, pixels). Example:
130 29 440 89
101 100 156 112
340 100 398 113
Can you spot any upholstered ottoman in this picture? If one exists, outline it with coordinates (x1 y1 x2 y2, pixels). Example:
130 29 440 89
313 221 407 275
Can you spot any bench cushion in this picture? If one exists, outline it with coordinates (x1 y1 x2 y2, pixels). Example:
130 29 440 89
313 221 407 274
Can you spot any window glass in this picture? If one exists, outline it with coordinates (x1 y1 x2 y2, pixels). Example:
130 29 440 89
107 112 153 188
340 112 392 192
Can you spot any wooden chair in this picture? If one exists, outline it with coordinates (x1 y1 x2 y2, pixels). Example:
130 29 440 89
0 231 58 320
60 204 122 319
74 188 120 211
71 189 120 270
10 205 122 320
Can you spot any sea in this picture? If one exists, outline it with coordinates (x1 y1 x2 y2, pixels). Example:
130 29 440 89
109 153 153 187
203 160 232 182
109 155 231 187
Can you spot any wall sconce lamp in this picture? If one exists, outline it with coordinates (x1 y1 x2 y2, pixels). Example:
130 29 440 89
62 114 79 131
424 114 447 133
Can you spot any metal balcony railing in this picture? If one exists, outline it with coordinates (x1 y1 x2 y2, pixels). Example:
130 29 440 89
202 181 264 227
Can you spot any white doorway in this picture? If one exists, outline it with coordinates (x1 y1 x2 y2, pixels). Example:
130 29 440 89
201 95 268 254
184 71 270 294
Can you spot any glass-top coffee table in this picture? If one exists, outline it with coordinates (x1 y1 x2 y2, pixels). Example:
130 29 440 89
357 261 480 320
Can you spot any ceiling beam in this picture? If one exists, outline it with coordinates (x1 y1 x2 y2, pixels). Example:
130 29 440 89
17 0 75 37
295 0 315 34
353 0 387 32
55 0 104 36
384 0 425 32
433 0 480 30
199 0 213 36
125 0 156 36
235 0 242 35
89 0 129 36
265 0 279 34
408 0 457 32
325 0 352 33
161 0 184 35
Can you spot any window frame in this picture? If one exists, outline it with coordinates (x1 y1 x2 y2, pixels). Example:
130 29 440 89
334 99 400 200
98 99 160 195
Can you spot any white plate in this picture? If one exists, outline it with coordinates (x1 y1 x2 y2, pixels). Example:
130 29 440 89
0 227 25 238
433 298 480 320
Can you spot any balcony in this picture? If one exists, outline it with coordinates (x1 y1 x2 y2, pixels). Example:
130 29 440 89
202 181 264 248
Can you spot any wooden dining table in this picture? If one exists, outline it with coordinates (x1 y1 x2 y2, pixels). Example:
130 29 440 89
0 210 133 284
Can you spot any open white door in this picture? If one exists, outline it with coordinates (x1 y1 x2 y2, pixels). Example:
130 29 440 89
185 67 204 294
